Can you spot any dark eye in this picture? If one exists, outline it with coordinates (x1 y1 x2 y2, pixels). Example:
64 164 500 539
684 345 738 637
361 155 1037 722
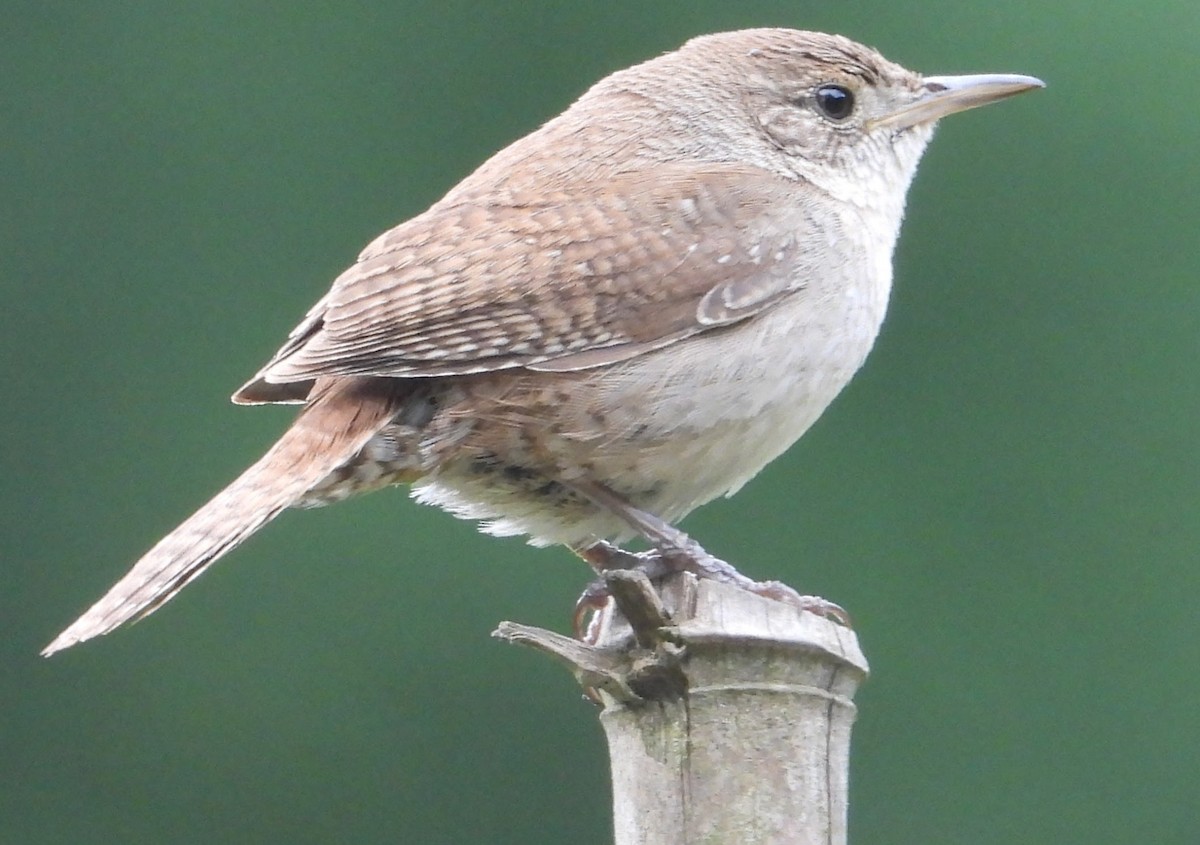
814 84 855 121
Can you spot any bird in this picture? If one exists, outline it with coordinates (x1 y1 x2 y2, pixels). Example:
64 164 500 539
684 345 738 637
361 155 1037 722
42 28 1042 656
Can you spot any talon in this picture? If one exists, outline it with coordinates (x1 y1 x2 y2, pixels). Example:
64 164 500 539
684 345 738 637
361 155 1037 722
572 578 612 642
571 543 675 642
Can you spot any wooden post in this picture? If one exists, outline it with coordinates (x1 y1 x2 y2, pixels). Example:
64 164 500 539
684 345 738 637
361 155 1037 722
494 571 869 844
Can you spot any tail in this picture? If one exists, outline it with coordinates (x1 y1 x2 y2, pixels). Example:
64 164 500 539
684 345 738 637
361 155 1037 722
42 378 405 656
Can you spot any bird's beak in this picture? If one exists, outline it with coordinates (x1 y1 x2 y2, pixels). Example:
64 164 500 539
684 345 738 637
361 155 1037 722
870 73 1044 131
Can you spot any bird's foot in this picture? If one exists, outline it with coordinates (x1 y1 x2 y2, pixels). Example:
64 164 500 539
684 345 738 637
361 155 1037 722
571 537 850 641
566 479 850 639
652 532 852 627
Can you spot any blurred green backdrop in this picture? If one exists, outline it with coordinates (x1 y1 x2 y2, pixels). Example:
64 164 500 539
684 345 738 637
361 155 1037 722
4 2 1198 843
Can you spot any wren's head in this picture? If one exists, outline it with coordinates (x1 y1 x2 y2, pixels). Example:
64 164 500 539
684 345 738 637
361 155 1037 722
456 29 1041 221
650 31 943 199
627 31 1040 205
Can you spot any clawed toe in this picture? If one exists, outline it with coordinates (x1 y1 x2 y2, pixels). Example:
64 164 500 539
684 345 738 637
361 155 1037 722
572 544 676 641
747 580 853 627
572 578 611 642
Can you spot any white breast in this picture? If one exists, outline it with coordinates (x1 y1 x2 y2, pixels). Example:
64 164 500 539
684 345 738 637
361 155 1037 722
589 234 893 524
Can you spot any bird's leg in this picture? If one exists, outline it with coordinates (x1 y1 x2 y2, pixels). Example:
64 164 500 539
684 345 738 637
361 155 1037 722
568 479 851 636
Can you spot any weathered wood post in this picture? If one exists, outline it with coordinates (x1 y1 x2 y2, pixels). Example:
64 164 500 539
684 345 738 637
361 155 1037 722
495 571 868 844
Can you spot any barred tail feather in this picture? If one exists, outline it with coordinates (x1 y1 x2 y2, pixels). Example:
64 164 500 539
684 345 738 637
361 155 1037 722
42 378 403 656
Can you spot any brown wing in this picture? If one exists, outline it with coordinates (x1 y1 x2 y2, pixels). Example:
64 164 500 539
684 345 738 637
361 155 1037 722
234 163 811 403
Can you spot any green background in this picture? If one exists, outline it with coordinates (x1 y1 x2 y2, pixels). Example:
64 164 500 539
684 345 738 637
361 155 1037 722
4 2 1197 843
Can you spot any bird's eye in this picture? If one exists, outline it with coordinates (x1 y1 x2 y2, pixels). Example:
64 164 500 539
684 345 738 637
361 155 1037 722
814 84 855 122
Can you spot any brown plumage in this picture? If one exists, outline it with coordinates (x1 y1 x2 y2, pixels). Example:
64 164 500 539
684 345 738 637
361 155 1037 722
43 29 1040 655
43 379 409 653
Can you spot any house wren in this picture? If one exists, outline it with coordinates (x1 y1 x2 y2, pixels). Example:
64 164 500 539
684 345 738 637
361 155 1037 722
43 29 1042 655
